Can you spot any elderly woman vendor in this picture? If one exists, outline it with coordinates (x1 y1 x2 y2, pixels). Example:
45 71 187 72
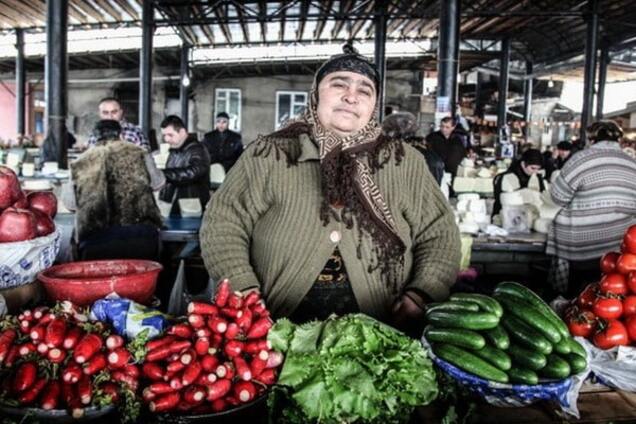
200 44 460 328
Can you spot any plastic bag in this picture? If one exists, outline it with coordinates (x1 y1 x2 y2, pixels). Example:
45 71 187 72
0 229 60 289
90 296 169 339
578 337 636 392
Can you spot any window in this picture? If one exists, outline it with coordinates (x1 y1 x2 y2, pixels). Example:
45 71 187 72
215 88 242 131
275 91 307 129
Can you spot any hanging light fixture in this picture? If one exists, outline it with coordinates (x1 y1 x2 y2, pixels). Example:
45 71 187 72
547 77 554 88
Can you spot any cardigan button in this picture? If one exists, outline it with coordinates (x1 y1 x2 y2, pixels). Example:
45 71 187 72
329 230 341 243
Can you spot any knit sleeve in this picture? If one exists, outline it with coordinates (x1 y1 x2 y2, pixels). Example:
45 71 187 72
200 147 273 291
402 149 460 301
550 157 579 207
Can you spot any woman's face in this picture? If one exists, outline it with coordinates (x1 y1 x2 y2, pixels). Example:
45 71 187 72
316 71 377 137
522 162 542 176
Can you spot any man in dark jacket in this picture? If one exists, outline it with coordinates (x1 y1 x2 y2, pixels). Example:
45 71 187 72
201 112 243 173
425 116 466 178
159 115 211 217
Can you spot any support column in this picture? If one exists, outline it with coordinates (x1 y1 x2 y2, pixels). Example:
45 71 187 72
374 0 387 120
45 0 68 169
180 43 190 126
523 61 533 140
436 0 460 119
580 0 599 142
474 71 483 118
596 44 609 120
140 0 153 137
497 37 511 144
15 29 25 137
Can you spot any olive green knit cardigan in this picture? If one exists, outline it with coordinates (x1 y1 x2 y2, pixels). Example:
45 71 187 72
200 132 460 321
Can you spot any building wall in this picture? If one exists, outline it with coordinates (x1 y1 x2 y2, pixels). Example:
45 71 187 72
0 82 32 142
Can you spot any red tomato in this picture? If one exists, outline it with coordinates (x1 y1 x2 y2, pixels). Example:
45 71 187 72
593 320 629 349
599 273 628 296
624 296 636 317
626 315 636 342
600 252 621 275
616 253 636 275
623 225 636 255
593 297 623 320
628 272 636 295
577 283 599 309
567 310 597 338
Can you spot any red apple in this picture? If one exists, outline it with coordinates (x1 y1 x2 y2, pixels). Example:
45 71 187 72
12 191 28 209
31 209 55 237
0 165 21 210
624 225 636 255
0 208 37 242
27 191 57 218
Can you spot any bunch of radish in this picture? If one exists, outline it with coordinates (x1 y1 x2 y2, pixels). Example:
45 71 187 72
0 302 140 419
141 279 283 415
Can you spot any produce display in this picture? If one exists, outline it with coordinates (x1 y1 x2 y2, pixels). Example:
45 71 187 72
566 224 636 349
0 165 57 242
139 279 282 415
0 301 141 421
425 282 587 386
268 314 438 424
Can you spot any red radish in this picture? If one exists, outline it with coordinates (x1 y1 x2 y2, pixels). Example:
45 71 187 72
188 314 206 329
63 327 83 350
236 308 253 330
63 362 83 384
30 325 46 342
145 345 172 362
196 328 212 338
188 301 219 316
221 308 243 319
200 354 218 371
145 335 176 351
38 313 56 326
244 291 261 307
170 375 184 391
4 345 19 367
167 324 193 339
150 392 181 413
168 352 181 362
215 363 235 380
169 339 192 353
197 372 217 385
100 382 120 403
228 291 244 309
73 333 103 364
208 317 228 334
48 348 66 364
233 356 252 381
33 306 49 320
143 363 165 381
267 351 284 368
148 382 176 395
195 337 210 356
211 398 227 412
14 362 37 392
37 342 49 354
234 381 257 403
244 339 271 354
214 279 231 307
182 362 202 386
40 380 61 410
106 335 124 350
206 379 231 401
167 360 186 373
20 320 31 333
44 318 66 348
78 374 92 405
112 371 138 391
183 385 206 405
251 301 268 316
256 368 277 385
83 353 107 375
247 318 273 339
20 310 33 320
224 340 244 357
180 348 196 365
123 363 140 379
107 348 131 369
250 354 268 377
226 395 240 406
142 388 157 402
18 342 36 357
18 378 47 405
210 333 223 349
225 323 241 340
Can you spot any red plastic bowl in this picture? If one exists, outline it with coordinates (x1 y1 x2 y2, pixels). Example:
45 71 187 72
38 260 162 306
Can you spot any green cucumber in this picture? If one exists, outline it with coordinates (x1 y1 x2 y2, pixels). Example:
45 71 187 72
507 367 539 385
472 345 511 371
424 326 486 350
433 343 509 383
426 310 499 330
501 315 553 355
567 353 588 374
554 338 572 355
483 325 510 350
494 292 562 344
449 293 503 318
540 354 571 379
568 338 587 358
494 281 569 339
426 302 480 314
507 344 547 371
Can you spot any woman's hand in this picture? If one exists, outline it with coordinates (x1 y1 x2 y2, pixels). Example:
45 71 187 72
391 290 427 336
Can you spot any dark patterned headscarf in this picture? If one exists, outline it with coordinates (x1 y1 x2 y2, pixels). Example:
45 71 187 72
315 42 380 92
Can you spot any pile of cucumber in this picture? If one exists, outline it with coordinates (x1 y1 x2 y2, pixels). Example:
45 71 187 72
424 281 587 385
